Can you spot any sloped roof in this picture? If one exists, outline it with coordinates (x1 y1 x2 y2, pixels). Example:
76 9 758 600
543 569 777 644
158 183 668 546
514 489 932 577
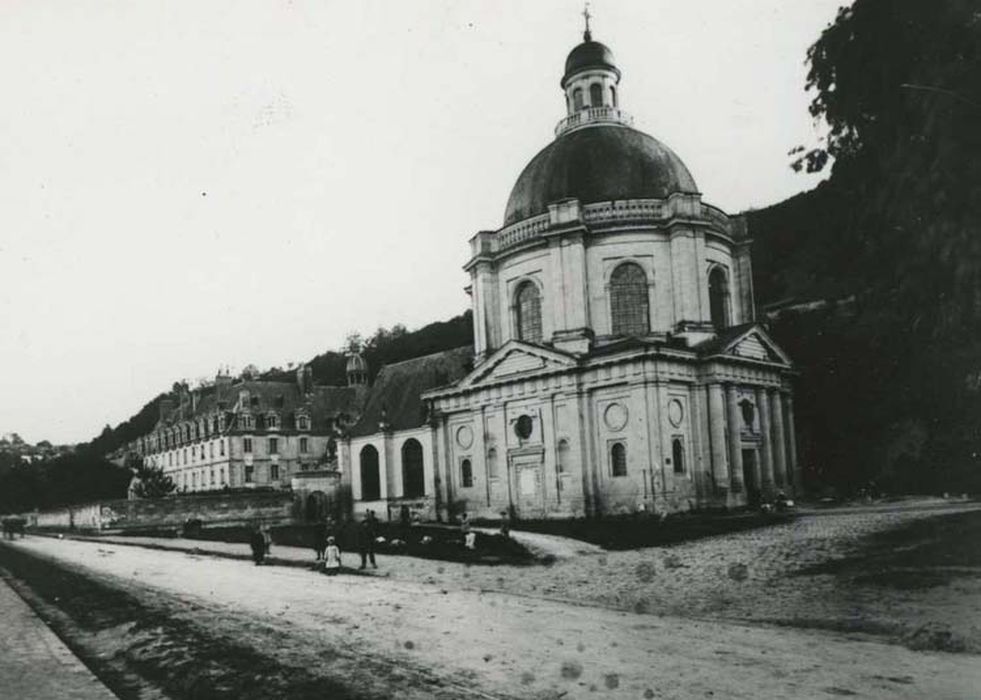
349 347 472 437
692 323 759 357
156 380 358 434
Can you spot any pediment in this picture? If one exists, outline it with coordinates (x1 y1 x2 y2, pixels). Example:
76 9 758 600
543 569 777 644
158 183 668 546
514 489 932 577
702 325 792 367
457 342 577 388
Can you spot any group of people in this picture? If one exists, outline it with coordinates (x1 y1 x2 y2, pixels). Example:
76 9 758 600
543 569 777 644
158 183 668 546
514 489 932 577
311 510 379 574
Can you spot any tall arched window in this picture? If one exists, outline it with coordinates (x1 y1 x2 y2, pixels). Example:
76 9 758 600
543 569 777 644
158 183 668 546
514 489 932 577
401 438 425 498
611 85 618 107
573 88 584 110
672 438 686 474
557 439 571 474
709 267 731 330
359 444 381 501
486 448 499 480
461 459 474 488
611 442 627 477
515 282 543 344
589 82 603 107
610 262 650 336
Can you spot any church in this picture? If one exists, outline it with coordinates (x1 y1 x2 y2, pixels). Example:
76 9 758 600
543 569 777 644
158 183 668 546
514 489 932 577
341 24 799 521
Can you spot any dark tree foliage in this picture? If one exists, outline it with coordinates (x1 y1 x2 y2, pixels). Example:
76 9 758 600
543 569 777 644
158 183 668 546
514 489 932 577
754 0 981 494
0 451 131 515
130 462 177 499
275 310 474 386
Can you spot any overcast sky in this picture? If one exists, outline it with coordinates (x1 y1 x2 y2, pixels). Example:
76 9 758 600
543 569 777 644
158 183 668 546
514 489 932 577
0 0 844 444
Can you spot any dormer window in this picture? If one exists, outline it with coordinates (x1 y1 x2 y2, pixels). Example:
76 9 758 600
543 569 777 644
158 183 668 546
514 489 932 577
297 415 310 431
240 414 253 430
267 414 278 430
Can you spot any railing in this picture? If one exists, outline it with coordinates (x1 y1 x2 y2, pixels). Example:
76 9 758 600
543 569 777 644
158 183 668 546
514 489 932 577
582 199 664 223
555 106 634 136
496 213 550 251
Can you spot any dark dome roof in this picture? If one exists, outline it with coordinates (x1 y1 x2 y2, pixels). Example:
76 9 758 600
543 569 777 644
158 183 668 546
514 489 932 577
503 125 699 226
563 40 619 85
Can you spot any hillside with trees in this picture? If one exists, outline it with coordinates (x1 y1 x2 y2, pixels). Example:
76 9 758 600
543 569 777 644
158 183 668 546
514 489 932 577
750 0 981 494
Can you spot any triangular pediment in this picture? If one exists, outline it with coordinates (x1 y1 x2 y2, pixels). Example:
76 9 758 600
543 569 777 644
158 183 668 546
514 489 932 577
457 341 577 388
701 325 792 366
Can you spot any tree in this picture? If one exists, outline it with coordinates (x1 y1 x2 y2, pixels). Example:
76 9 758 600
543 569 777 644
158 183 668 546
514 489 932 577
772 0 981 493
130 462 177 499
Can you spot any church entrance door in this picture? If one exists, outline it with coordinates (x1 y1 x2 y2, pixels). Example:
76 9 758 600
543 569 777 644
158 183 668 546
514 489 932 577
510 455 546 519
742 449 760 506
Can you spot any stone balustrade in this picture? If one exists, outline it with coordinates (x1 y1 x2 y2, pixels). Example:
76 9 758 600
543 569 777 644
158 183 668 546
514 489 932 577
554 106 634 136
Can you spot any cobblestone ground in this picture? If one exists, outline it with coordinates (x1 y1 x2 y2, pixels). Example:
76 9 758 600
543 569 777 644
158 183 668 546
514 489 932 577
0 575 116 700
389 502 981 650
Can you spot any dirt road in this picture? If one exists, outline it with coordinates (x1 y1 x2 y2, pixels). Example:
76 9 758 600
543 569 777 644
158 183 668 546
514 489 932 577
4 535 978 699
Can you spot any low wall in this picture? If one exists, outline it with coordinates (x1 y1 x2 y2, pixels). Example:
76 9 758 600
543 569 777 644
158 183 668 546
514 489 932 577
28 490 297 532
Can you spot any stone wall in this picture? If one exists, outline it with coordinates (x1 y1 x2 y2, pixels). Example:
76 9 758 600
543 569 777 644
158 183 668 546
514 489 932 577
27 490 297 532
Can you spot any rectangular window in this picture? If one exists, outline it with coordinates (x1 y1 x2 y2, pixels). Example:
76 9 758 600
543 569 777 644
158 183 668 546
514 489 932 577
209 442 214 458
300 437 308 453
270 464 280 481
220 440 225 456
269 437 278 455
209 469 215 485
461 459 473 488
244 465 254 483
244 438 252 453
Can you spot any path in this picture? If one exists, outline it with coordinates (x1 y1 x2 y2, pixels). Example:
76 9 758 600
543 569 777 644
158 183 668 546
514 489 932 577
0 572 117 700
5 536 979 699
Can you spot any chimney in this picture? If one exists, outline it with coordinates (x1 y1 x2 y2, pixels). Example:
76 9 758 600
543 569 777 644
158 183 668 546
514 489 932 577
159 398 175 421
296 364 313 395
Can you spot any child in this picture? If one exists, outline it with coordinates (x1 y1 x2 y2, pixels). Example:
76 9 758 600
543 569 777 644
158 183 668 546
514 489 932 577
323 536 342 576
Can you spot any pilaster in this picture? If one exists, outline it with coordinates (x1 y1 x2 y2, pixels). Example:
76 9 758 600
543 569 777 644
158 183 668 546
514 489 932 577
707 383 729 495
755 387 774 495
769 389 788 489
725 384 745 494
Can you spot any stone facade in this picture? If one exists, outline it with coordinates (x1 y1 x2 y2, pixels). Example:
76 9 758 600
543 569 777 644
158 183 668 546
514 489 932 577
133 363 364 495
341 28 799 521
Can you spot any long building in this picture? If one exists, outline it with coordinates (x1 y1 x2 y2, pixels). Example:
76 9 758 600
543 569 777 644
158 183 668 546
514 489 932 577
135 363 366 493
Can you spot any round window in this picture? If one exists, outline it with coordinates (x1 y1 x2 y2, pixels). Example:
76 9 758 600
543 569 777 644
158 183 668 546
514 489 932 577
514 415 534 440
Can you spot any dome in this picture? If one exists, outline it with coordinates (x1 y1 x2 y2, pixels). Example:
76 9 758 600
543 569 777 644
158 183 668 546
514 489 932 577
563 40 619 85
503 125 699 226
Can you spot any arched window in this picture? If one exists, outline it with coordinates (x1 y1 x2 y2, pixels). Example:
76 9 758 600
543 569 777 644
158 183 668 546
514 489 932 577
611 442 627 477
610 262 650 336
461 459 474 488
515 282 543 344
486 448 499 479
573 87 584 110
589 82 603 107
401 438 425 498
359 445 381 501
672 438 685 474
709 267 731 330
557 439 571 474
611 85 618 107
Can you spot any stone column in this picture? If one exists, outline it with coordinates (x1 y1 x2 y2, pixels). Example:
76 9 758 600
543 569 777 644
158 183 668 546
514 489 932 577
755 387 774 494
707 384 729 493
783 392 801 494
769 389 788 489
725 384 745 493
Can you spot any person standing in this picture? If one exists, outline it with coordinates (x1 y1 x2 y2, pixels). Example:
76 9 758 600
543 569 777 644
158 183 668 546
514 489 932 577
312 518 327 562
249 524 266 566
358 510 378 570
323 536 342 576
